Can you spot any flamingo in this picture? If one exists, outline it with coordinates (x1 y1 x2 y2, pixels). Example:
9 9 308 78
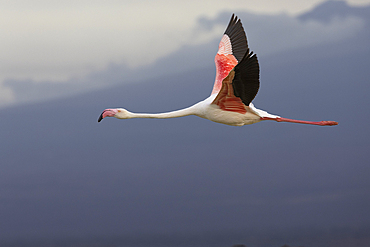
98 14 338 127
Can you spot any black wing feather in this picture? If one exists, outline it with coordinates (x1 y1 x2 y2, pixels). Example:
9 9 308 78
224 14 249 62
232 49 260 106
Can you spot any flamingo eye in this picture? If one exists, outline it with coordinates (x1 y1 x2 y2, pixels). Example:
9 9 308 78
117 110 121 112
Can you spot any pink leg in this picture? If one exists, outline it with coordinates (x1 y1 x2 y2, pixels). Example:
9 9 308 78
260 117 338 126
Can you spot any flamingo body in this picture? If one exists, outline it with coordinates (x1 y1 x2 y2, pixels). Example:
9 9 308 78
98 14 338 127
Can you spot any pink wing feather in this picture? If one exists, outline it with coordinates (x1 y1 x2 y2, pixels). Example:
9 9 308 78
211 14 249 95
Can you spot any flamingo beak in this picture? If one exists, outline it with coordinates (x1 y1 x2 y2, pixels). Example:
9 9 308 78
98 112 104 122
98 109 117 122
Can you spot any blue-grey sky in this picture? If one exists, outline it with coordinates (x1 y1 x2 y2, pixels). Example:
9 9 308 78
0 1 370 245
0 0 369 107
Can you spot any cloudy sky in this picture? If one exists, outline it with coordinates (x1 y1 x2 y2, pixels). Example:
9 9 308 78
1 0 369 106
1 1 369 244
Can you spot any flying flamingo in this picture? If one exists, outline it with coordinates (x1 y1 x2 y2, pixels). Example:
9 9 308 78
98 14 338 127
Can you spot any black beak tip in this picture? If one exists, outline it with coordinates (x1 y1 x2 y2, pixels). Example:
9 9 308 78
98 113 103 122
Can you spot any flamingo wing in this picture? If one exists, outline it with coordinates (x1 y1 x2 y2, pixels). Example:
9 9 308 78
212 49 260 114
222 14 249 62
211 14 249 95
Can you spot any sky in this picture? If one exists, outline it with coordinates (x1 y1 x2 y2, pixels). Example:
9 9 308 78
0 1 370 245
1 0 370 107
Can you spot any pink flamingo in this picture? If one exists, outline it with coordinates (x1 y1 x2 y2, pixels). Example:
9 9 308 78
98 14 338 127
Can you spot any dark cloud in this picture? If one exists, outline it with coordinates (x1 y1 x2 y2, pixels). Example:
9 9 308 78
4 1 368 109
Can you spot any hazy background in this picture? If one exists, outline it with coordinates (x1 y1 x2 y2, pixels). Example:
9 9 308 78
0 1 370 246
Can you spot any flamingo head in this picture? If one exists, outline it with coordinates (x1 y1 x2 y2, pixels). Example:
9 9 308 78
98 108 131 122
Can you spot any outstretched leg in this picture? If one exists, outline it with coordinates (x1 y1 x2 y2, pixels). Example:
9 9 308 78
260 117 338 126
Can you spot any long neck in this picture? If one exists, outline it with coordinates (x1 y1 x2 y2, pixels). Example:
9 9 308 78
129 106 196 119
